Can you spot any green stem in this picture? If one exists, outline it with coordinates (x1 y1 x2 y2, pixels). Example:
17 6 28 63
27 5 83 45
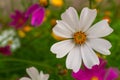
89 0 92 9
0 58 53 70
0 66 25 73
10 0 14 11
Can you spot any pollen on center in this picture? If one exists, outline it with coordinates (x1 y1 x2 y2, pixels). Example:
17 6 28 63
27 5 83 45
91 76 99 80
73 31 86 44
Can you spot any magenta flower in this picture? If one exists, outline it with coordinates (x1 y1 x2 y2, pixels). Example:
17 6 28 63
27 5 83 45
10 10 28 29
25 4 45 27
0 46 11 56
25 4 40 17
106 68 120 80
72 58 119 80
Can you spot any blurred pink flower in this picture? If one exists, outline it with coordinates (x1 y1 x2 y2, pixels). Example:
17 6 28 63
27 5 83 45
10 10 28 29
25 4 45 27
72 58 119 80
0 45 11 55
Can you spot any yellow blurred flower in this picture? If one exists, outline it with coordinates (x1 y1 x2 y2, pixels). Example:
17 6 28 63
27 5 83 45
18 30 26 38
50 0 63 7
96 53 106 59
43 9 51 22
51 32 66 41
96 53 102 58
59 69 68 76
43 16 47 22
46 9 51 16
50 18 56 27
23 25 32 32
104 11 112 16
103 16 111 23
40 0 48 7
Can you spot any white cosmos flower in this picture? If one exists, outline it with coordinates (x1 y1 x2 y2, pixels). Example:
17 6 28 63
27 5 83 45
20 67 49 80
50 7 113 72
0 29 20 51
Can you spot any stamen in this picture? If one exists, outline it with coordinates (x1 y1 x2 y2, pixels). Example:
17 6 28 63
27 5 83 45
91 76 99 80
74 31 86 44
7 40 13 45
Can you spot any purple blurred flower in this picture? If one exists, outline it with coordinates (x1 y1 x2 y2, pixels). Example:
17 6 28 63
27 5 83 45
25 4 40 17
25 4 45 27
105 68 119 80
0 46 11 55
10 10 28 29
72 58 119 80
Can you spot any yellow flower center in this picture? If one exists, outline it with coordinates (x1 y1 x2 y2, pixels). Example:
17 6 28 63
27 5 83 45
91 76 99 80
7 40 13 45
74 31 86 44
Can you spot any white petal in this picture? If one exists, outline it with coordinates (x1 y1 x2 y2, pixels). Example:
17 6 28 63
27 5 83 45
53 21 73 38
81 43 99 69
86 20 113 38
42 74 49 80
0 36 13 46
11 38 20 51
26 67 39 80
0 39 8 46
39 71 44 79
61 7 79 31
0 36 3 42
79 7 97 32
19 77 31 80
56 20 75 33
38 71 49 80
50 39 75 58
2 29 15 38
7 29 16 36
66 45 82 72
87 38 111 55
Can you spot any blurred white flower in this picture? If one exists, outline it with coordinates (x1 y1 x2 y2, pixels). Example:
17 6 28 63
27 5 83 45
50 7 113 72
20 67 49 80
0 29 20 51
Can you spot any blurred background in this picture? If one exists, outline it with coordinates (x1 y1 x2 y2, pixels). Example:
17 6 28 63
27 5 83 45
0 0 120 80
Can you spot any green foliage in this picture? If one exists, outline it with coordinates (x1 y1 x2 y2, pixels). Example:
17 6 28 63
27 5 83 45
0 0 120 80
